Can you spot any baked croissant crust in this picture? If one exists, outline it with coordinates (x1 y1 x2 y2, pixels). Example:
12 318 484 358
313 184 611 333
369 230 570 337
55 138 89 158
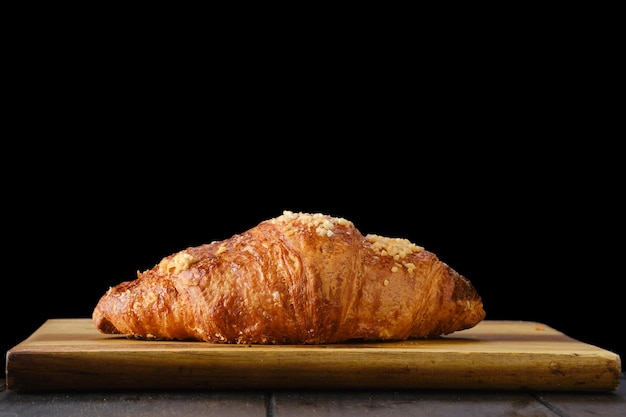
93 211 485 344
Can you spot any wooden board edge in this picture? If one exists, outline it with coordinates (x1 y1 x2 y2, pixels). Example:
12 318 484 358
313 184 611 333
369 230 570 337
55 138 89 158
6 344 621 392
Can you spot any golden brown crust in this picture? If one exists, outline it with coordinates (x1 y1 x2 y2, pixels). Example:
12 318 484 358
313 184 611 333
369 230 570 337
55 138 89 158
93 211 485 344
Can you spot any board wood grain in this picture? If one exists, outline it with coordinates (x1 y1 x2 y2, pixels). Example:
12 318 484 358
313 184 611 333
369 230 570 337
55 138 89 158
5 319 621 392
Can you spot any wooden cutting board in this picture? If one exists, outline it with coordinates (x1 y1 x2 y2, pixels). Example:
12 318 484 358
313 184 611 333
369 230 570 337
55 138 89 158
5 319 621 392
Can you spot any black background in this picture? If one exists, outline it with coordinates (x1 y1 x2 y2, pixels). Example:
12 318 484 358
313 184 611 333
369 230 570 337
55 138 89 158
3 23 623 368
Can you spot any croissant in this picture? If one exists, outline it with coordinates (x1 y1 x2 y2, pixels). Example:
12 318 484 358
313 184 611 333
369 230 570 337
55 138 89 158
93 211 485 344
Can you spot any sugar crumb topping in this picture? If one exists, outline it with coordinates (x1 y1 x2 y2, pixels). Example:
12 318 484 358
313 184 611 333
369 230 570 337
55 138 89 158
158 251 197 274
366 234 423 273
271 210 354 237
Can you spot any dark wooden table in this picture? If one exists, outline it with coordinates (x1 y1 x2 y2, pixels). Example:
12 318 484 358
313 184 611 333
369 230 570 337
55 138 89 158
1 374 624 416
